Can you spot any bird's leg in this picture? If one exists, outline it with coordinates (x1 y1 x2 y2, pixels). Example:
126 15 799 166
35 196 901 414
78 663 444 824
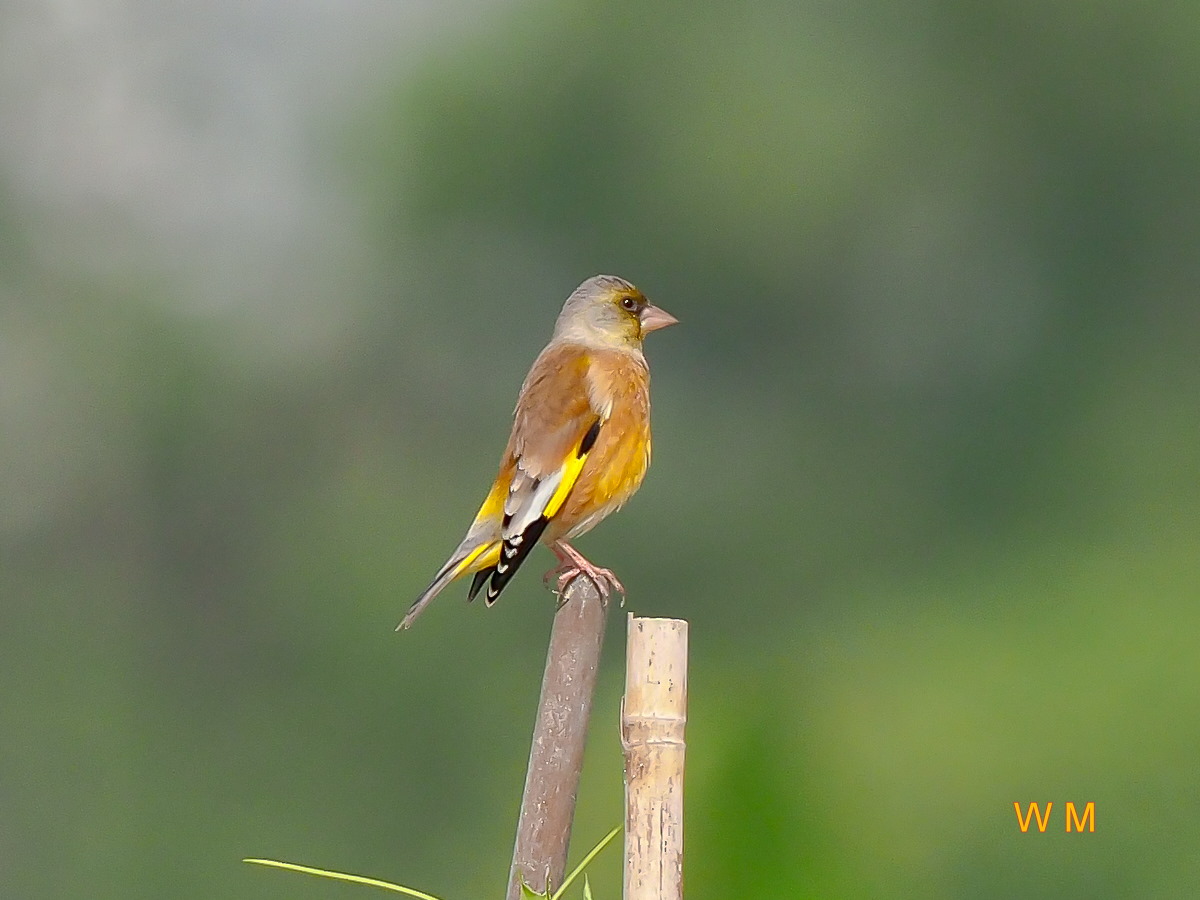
543 540 626 603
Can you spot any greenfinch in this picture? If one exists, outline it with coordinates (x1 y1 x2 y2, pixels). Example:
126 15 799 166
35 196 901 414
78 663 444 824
399 275 677 630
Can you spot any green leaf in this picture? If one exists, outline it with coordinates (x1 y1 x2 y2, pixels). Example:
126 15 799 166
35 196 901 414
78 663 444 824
245 824 618 900
519 877 551 898
550 826 620 900
243 858 444 900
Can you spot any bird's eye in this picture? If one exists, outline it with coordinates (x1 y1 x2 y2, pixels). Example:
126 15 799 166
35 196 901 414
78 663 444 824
620 296 638 311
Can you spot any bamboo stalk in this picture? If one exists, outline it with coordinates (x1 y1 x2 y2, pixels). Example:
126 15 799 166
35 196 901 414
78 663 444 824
506 577 609 900
622 615 688 900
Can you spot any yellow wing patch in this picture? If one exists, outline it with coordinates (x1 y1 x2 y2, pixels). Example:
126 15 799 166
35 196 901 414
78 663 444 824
544 450 589 519
451 541 501 578
543 418 602 520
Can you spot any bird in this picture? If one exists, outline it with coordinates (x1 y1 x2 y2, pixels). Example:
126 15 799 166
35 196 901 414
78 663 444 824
398 274 677 630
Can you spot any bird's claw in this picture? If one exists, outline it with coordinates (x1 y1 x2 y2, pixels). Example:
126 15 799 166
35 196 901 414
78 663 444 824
543 562 626 605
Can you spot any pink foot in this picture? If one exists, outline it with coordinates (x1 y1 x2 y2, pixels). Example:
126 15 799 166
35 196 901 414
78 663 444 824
543 541 626 601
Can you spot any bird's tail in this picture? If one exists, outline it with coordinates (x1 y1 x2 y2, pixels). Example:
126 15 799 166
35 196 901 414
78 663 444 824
397 541 499 630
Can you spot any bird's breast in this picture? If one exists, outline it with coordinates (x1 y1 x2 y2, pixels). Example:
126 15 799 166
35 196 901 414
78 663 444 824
549 356 652 542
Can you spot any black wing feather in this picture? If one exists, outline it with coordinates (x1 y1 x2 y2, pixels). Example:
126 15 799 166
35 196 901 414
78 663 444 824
477 416 603 607
467 569 491 603
485 516 551 605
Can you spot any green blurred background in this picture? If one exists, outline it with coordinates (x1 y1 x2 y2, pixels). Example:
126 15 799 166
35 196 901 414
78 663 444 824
2 1 1198 897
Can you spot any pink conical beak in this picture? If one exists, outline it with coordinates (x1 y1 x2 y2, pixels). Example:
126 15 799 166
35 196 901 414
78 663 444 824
640 304 679 333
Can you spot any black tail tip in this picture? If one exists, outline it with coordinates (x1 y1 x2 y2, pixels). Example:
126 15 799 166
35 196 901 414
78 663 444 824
468 568 492 603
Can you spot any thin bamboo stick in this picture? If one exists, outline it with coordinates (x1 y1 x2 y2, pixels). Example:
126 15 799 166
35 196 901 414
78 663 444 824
622 615 688 900
506 577 608 900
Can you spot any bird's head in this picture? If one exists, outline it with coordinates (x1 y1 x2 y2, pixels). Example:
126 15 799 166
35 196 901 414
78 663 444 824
552 275 678 351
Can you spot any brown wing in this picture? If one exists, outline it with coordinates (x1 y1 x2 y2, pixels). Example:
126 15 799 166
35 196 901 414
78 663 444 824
508 344 598 474
474 343 605 603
